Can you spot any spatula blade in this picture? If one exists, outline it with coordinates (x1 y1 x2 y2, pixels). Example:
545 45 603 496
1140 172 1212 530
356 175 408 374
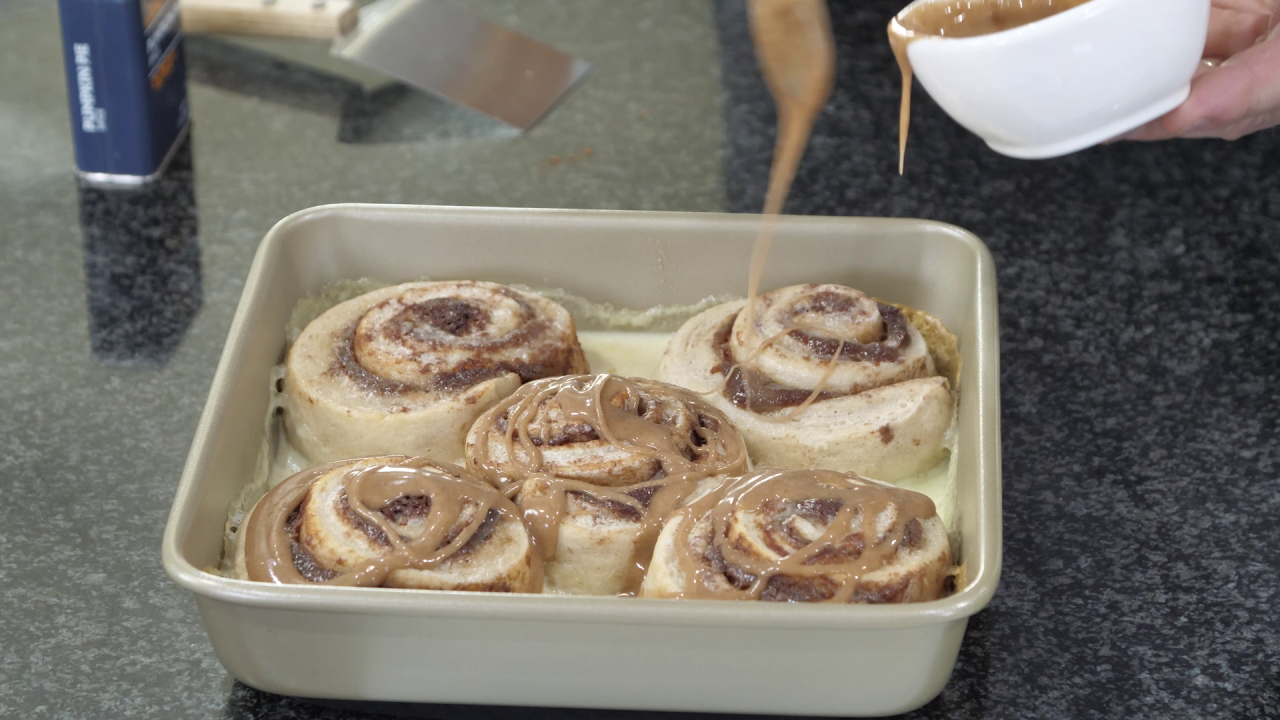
333 0 591 130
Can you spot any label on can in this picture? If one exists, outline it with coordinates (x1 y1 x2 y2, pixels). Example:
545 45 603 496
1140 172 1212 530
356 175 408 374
58 0 190 182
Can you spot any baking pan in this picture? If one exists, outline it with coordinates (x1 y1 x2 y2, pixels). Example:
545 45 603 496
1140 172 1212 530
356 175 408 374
162 204 1001 717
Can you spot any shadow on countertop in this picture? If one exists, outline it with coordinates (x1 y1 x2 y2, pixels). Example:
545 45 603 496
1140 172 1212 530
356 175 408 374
78 137 203 368
183 36 515 145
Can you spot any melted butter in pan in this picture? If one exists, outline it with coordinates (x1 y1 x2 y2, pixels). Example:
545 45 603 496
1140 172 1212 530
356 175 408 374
578 331 673 379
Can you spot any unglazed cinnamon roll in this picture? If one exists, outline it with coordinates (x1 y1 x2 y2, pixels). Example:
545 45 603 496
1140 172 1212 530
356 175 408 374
464 374 749 596
656 284 956 482
284 281 589 464
641 469 956 602
235 455 541 591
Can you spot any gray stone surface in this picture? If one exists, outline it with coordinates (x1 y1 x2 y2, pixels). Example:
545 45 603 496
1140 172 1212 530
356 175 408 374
714 2 1280 718
1 1 725 718
2 0 1278 718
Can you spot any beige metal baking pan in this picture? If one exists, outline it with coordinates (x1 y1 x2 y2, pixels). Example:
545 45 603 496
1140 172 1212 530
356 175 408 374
162 204 1001 717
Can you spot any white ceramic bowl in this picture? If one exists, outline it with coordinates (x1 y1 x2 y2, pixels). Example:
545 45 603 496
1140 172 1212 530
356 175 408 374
903 0 1211 159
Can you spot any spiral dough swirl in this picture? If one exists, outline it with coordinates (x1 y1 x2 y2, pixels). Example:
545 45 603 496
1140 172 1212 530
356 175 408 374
235 455 541 592
284 281 588 464
465 374 749 595
657 284 955 481
641 468 957 603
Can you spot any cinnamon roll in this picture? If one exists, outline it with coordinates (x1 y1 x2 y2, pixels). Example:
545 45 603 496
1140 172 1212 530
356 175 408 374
656 284 956 482
464 374 749 595
284 281 589 464
235 455 541 591
641 469 956 602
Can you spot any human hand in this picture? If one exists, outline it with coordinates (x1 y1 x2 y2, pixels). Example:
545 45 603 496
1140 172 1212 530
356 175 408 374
1122 0 1280 141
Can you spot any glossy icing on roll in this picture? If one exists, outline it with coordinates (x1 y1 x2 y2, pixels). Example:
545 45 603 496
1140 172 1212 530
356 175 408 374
465 374 748 594
241 456 541 591
641 468 955 602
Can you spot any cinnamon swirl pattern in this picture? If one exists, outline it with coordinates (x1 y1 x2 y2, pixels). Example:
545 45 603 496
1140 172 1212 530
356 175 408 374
465 374 749 595
235 456 541 591
284 281 589 464
657 284 955 481
641 469 955 602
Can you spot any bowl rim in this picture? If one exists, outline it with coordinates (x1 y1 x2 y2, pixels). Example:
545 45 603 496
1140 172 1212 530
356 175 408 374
893 0 1130 49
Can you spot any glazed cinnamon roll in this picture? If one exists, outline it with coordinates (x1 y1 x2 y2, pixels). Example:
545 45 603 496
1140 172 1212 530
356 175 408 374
284 281 589 464
641 469 956 602
464 374 749 595
656 284 956 482
235 456 541 591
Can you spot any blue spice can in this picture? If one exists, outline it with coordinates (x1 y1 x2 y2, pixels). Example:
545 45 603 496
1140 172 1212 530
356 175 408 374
57 0 191 185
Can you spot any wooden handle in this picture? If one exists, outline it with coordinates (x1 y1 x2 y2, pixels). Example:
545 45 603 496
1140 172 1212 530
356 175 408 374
179 0 358 40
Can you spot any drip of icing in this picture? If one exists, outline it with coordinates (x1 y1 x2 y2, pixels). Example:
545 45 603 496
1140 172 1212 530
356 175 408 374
782 338 845 422
743 0 835 348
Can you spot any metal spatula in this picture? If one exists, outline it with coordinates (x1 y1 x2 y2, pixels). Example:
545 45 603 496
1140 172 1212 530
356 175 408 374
180 0 590 130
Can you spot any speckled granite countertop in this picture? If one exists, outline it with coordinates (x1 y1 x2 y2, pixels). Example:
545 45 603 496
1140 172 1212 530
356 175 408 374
2 0 1277 718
